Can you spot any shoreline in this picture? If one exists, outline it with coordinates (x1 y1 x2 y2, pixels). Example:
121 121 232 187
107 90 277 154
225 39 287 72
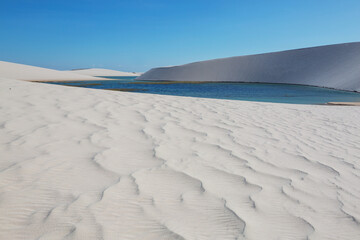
326 102 360 106
37 80 360 106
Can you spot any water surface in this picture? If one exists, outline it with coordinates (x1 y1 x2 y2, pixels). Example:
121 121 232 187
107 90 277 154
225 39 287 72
45 77 360 104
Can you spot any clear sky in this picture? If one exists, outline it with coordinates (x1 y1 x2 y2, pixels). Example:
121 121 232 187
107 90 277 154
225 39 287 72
1 0 360 72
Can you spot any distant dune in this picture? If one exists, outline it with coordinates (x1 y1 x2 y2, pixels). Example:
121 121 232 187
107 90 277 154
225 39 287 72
65 68 141 77
137 42 360 92
0 61 105 81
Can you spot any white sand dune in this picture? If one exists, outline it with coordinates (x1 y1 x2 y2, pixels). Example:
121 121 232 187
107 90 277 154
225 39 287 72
65 68 141 77
137 42 360 92
1 74 360 239
0 61 106 81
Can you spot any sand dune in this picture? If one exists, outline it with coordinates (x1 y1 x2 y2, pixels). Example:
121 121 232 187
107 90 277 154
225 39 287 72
1 75 360 239
0 61 106 81
65 68 141 77
137 42 360 92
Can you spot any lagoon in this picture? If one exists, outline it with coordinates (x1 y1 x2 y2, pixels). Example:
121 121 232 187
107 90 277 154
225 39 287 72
45 77 360 104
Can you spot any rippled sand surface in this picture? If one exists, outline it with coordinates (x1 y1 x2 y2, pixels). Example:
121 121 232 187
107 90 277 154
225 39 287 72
1 78 360 240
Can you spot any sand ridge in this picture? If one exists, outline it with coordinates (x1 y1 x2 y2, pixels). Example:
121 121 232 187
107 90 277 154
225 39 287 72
1 77 360 239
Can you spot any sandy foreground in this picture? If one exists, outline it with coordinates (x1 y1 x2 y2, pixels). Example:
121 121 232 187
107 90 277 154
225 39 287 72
1 77 360 240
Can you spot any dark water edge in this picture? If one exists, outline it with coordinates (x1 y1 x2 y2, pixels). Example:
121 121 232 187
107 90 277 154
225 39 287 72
42 77 360 105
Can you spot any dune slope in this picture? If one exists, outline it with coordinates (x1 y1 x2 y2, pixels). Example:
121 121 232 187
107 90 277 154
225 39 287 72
1 77 360 239
137 42 360 92
0 61 105 81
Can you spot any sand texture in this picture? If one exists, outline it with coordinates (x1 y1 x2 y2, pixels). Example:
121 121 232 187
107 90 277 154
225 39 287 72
1 76 360 239
65 68 141 77
137 42 360 92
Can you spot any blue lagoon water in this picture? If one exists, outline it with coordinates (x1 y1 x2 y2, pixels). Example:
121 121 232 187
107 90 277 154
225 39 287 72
46 77 360 104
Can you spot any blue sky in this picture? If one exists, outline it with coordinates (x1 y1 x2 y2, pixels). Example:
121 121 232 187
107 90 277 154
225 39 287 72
1 0 360 72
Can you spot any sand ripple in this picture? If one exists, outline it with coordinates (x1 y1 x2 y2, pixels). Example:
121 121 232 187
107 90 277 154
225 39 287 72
0 78 360 239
